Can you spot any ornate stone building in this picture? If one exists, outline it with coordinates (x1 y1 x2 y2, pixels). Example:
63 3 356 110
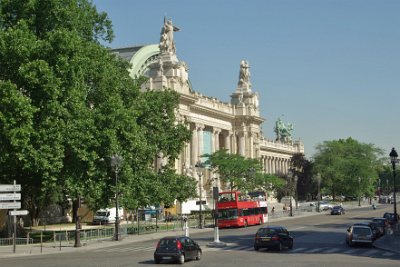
112 18 304 213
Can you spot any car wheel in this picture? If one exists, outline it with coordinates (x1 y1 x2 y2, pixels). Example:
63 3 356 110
254 245 259 251
196 250 202 260
178 254 185 264
154 258 160 264
288 240 293 249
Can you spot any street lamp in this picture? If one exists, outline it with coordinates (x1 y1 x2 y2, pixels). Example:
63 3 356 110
389 148 398 223
195 161 204 229
294 175 298 210
316 174 321 213
111 154 123 241
358 177 361 207
288 170 295 217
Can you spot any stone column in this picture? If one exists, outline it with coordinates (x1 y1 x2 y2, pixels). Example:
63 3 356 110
238 132 245 156
224 131 232 153
197 124 205 161
191 124 198 167
212 128 221 153
268 157 271 174
249 133 254 158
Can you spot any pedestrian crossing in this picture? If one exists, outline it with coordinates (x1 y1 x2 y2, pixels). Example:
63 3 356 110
205 244 397 257
93 244 397 258
94 246 155 253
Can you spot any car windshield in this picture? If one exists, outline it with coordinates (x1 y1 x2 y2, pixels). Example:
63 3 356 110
332 206 341 209
353 227 371 235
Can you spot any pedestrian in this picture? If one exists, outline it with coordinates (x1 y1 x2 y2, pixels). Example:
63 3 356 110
271 206 275 216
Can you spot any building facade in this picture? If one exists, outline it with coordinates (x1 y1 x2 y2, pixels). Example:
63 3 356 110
112 18 304 213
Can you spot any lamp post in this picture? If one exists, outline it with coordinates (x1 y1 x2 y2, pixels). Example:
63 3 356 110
317 174 321 212
294 175 298 210
195 161 204 229
111 154 123 241
358 177 361 207
288 170 294 217
389 148 398 223
206 178 226 248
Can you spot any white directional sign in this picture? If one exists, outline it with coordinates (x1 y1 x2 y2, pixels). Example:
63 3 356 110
0 184 21 192
0 193 21 201
9 210 29 216
0 202 21 209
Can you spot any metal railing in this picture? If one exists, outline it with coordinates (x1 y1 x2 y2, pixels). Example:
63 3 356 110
0 237 33 246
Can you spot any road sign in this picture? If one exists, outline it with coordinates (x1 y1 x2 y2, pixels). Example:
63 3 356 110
9 210 29 216
0 193 21 201
0 184 21 192
196 200 207 205
0 202 21 209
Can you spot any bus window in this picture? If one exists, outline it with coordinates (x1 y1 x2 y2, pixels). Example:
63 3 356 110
217 208 238 219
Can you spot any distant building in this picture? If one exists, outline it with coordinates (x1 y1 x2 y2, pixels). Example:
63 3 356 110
112 18 304 214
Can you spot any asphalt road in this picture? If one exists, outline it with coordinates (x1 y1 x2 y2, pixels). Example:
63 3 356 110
1 205 399 267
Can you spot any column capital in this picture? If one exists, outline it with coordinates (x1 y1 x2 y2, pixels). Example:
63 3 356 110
213 127 221 135
195 123 205 130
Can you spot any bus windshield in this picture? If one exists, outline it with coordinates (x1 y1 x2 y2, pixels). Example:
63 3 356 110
218 192 236 202
217 208 238 219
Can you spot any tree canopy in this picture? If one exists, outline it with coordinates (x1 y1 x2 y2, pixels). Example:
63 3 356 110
313 137 383 200
204 150 284 194
0 0 195 225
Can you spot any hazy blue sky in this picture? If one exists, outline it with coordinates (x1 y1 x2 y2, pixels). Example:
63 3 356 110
92 0 400 159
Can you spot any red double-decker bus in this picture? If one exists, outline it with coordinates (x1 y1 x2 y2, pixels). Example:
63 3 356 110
217 191 268 228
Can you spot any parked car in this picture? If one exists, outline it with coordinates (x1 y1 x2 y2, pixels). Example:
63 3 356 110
319 201 333 211
154 236 202 264
330 206 345 215
371 217 388 235
345 225 374 246
254 225 293 251
352 222 382 240
383 212 399 225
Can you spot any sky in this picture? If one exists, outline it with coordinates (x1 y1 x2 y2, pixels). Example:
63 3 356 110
92 0 400 159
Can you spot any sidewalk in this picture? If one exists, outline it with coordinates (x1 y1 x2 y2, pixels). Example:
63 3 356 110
0 204 398 258
373 223 400 254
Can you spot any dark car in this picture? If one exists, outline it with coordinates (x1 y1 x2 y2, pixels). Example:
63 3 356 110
383 212 399 225
353 222 382 240
372 217 388 235
254 225 293 251
346 225 374 246
154 236 202 264
330 205 345 215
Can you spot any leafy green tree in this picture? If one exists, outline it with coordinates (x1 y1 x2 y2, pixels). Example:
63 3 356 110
0 0 193 226
378 164 399 196
313 138 383 200
205 150 284 194
290 153 314 201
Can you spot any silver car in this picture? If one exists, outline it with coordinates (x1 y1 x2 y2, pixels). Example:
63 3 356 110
345 225 374 246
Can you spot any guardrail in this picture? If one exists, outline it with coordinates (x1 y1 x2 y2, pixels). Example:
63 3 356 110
0 238 33 246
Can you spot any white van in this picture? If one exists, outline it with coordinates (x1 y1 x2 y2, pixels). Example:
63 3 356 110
92 207 124 224
280 196 296 209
